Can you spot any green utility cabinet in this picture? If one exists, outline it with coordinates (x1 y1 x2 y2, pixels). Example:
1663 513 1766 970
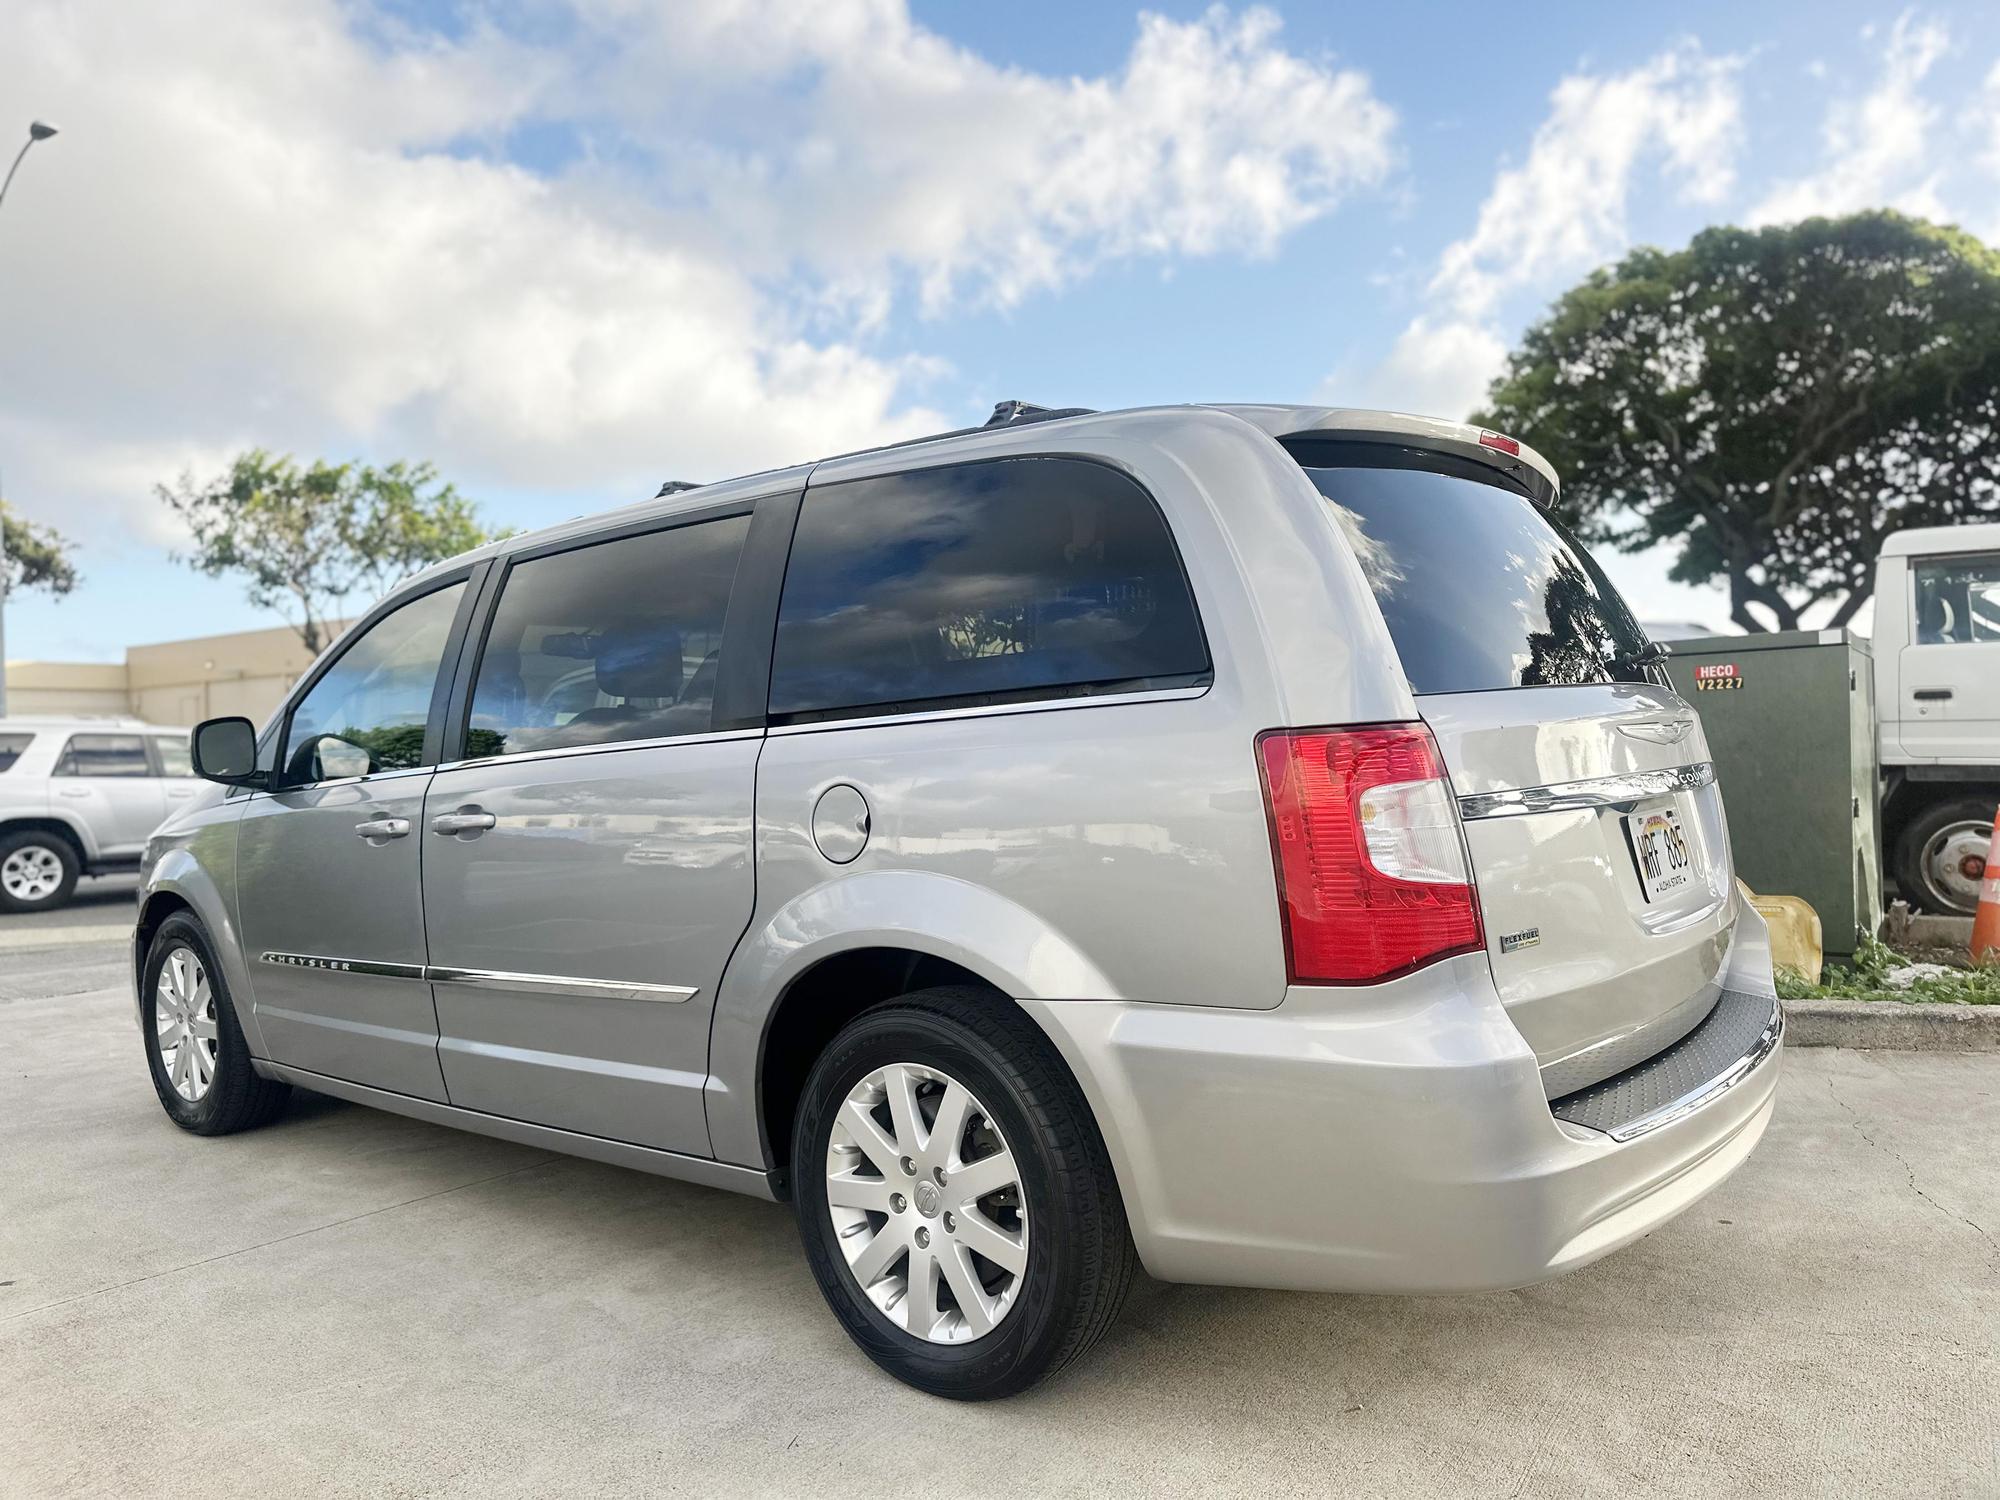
1665 629 1882 962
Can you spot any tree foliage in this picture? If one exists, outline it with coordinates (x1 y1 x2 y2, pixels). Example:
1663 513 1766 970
158 452 508 652
1475 212 2000 631
1 501 80 597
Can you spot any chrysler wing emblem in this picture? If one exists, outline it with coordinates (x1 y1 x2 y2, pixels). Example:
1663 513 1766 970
1616 719 1695 745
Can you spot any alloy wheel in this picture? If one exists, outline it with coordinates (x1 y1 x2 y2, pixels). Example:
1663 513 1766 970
825 1061 1029 1344
155 946 220 1102
1 843 64 904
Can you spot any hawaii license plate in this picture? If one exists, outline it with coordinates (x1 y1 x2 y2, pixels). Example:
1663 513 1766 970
1626 806 1697 903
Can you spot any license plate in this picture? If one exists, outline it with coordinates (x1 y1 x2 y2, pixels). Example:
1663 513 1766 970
1626 807 1697 903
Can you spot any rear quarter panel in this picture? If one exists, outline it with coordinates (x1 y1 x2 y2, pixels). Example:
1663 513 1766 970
705 408 1419 1168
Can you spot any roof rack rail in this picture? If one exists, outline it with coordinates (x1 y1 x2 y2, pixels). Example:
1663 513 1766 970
983 400 1095 429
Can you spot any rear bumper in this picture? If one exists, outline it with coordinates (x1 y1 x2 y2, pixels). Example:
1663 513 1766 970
1023 920 1782 1295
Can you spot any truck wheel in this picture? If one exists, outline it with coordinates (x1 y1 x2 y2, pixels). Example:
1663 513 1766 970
791 987 1136 1400
0 828 81 913
1892 795 1998 916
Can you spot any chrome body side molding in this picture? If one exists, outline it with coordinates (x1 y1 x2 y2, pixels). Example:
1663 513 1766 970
425 966 699 1004
257 952 698 1004
1456 762 1716 821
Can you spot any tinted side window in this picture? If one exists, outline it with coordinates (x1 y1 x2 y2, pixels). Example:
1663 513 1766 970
1914 553 2000 645
770 458 1208 720
0 733 32 773
57 734 150 777
464 514 751 760
283 582 466 784
153 735 194 777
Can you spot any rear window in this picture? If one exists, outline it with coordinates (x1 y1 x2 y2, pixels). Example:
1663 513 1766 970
770 457 1208 721
55 733 151 777
1292 445 1649 695
0 733 32 773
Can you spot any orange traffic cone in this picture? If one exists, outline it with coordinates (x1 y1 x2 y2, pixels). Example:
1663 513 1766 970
1973 809 2000 966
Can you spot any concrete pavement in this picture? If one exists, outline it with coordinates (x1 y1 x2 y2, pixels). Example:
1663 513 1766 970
2 926 1995 1498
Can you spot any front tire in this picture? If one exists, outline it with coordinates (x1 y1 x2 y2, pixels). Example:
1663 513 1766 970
792 987 1136 1400
0 828 80 913
142 913 291 1135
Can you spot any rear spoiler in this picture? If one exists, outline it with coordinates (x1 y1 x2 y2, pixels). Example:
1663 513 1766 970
1210 405 1561 509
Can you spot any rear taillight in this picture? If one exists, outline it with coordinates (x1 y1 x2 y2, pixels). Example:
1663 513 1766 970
1256 724 1484 984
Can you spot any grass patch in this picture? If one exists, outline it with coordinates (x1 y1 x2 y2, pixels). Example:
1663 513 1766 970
1776 934 2000 1005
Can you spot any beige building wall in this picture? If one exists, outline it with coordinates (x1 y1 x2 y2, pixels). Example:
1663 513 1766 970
7 621 342 728
4 660 132 716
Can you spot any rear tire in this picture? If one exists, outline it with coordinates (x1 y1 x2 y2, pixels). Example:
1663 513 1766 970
142 913 291 1135
1892 794 1998 916
0 828 80 913
791 986 1136 1400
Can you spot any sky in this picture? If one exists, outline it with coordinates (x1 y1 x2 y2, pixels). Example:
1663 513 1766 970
4 0 1999 661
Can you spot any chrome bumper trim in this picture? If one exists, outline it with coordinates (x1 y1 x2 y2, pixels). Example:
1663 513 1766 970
1588 996 1782 1144
258 952 696 1004
1457 762 1716 821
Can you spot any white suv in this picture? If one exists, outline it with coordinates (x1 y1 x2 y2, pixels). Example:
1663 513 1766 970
0 716 198 912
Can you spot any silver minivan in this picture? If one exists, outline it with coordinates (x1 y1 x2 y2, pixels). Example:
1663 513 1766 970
137 403 1782 1399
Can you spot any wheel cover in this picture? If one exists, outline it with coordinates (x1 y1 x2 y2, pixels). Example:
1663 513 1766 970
825 1061 1029 1344
1919 820 1990 915
155 946 220 1102
1 844 64 902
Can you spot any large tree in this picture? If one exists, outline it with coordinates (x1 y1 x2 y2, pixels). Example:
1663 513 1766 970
1 500 80 598
159 452 508 652
1475 212 2000 631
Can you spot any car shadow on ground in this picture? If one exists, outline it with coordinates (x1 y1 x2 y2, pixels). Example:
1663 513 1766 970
247 1080 1728 1421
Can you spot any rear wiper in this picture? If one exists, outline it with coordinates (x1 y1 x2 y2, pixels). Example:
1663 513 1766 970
1606 641 1670 677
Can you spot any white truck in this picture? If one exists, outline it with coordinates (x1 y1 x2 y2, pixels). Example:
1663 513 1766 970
1874 522 2000 915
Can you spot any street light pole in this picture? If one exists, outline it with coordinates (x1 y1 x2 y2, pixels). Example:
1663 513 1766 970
0 120 58 215
0 121 58 717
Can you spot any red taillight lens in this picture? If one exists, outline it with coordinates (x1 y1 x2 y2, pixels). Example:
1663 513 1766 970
1477 429 1521 456
1257 725 1484 984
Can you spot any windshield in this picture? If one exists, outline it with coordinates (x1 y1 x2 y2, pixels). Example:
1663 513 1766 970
1293 447 1650 695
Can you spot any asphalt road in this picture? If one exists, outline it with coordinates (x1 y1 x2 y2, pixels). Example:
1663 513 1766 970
2 917 1995 1498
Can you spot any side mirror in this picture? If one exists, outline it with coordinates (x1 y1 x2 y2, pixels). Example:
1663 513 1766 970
190 716 263 787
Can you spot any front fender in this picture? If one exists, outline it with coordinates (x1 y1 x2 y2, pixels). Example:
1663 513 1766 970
704 869 1120 1166
136 837 263 1056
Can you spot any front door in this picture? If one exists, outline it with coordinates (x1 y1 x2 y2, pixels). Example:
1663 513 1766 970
1901 550 2000 760
235 579 471 1100
51 733 168 858
421 511 758 1155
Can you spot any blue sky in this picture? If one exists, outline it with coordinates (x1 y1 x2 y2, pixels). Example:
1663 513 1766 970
4 0 1999 661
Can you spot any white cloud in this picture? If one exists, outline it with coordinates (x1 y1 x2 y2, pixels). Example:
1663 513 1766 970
1343 44 1743 419
1978 59 2000 240
1428 45 1742 326
1361 316 1510 425
1749 14 1951 226
0 0 1395 546
543 2 1397 315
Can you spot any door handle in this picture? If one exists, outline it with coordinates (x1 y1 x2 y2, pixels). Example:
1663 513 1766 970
57 787 92 800
1913 688 1953 701
431 810 497 836
354 817 412 841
